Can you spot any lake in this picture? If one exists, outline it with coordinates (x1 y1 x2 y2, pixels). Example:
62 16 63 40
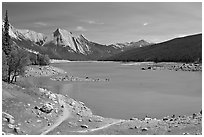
32 62 202 119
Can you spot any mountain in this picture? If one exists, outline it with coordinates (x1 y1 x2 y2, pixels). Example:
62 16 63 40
109 40 152 50
5 23 152 60
5 23 47 46
101 34 202 63
42 28 124 60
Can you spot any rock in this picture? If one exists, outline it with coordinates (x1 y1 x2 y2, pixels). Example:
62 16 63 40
145 117 152 121
169 118 174 121
81 125 88 128
14 127 21 134
39 103 53 113
78 119 83 122
70 102 75 106
171 114 175 118
34 106 39 109
37 119 42 123
3 112 14 124
130 117 138 121
163 117 169 121
9 118 15 124
54 109 58 114
79 101 85 105
8 124 15 129
141 67 146 70
192 113 196 119
141 127 148 132
76 112 81 116
48 123 51 126
88 119 92 122
3 117 8 122
183 132 189 135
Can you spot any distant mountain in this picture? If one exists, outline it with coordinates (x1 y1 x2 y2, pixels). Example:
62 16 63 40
5 23 152 61
109 40 152 50
101 34 202 63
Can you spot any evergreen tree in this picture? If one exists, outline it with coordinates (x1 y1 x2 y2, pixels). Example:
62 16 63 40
2 51 8 81
2 10 12 56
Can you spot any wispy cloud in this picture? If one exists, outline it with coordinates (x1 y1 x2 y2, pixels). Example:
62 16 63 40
75 26 87 31
81 20 104 25
143 22 149 26
34 22 48 26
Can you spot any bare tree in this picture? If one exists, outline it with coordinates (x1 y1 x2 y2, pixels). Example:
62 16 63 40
7 46 30 83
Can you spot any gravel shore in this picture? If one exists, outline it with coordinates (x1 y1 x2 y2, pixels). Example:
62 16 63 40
24 65 66 77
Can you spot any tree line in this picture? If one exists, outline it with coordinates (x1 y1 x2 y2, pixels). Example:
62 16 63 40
2 10 50 83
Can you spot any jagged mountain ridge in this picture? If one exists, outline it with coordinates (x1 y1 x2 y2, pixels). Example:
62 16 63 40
4 23 151 60
109 40 152 51
3 22 47 46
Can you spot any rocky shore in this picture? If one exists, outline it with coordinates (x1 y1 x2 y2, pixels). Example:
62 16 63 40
2 83 202 135
51 75 110 82
2 64 202 135
141 63 202 72
24 65 66 77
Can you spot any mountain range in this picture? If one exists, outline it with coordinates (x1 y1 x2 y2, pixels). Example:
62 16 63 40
101 33 202 63
3 22 201 63
5 23 152 61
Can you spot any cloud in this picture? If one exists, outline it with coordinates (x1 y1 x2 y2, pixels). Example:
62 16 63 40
143 22 149 26
81 20 104 25
75 26 87 31
34 22 48 26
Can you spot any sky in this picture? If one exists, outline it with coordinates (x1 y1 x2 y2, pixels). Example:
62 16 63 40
2 2 202 44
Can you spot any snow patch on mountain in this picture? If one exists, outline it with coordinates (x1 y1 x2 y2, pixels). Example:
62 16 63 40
3 21 47 44
17 29 47 43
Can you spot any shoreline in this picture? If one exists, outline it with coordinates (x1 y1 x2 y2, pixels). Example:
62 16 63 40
2 63 202 135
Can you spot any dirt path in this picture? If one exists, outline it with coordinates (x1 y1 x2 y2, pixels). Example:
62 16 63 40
70 119 125 133
40 95 70 135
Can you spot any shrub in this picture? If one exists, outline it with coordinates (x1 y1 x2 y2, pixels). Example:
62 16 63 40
7 47 30 83
37 53 50 66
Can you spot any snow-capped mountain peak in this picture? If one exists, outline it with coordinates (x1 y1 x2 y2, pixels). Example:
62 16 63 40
52 28 90 54
17 29 47 43
2 21 47 45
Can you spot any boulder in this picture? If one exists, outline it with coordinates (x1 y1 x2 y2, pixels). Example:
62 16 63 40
39 103 53 113
3 112 14 124
130 117 138 121
141 127 148 132
81 124 88 128
8 124 15 129
14 127 21 134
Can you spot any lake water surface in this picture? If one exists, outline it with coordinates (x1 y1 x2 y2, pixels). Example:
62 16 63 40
32 62 202 119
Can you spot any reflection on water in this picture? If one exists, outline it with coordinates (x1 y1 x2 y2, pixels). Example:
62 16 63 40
33 62 201 119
